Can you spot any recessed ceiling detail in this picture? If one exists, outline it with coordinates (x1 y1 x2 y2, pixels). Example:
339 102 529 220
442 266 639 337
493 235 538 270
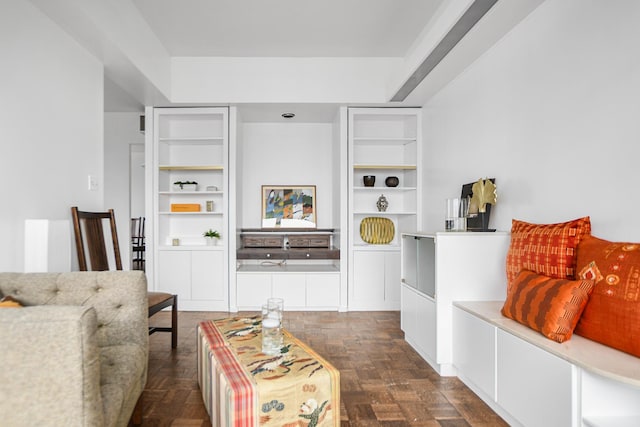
132 0 444 57
391 0 499 102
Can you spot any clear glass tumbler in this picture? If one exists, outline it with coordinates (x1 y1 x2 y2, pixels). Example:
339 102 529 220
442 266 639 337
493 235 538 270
261 298 284 355
445 197 469 232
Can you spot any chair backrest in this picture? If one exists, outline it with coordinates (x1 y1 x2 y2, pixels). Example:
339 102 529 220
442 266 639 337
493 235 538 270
71 207 123 271
131 217 145 243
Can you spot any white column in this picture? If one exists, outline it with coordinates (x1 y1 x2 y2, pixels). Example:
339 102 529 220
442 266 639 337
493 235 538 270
24 220 72 272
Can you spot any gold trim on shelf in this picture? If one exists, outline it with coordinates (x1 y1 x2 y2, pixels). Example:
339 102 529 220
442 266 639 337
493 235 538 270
360 217 395 244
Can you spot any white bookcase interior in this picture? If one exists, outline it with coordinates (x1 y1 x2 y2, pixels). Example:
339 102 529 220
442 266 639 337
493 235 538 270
150 107 229 311
348 108 421 310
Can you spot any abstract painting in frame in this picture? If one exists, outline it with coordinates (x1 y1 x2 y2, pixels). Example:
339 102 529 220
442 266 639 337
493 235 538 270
261 185 316 229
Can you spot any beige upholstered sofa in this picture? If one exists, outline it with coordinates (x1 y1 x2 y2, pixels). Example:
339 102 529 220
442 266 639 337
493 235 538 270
0 271 148 427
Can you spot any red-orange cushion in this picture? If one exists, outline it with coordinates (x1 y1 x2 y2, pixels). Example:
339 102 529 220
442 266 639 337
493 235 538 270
501 270 594 343
506 217 592 287
574 235 640 357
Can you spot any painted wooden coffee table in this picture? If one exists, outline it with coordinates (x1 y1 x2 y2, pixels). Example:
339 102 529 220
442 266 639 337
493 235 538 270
197 315 340 427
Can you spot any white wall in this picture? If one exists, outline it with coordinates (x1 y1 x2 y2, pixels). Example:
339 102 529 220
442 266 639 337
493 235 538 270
238 122 336 229
0 0 104 272
104 112 145 269
172 57 399 104
422 0 640 242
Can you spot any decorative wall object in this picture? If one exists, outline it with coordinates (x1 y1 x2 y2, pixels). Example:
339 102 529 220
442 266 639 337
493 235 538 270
360 217 395 244
261 185 316 228
376 194 389 212
461 178 496 231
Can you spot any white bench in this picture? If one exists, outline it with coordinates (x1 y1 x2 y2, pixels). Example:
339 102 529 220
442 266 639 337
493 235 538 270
453 301 640 427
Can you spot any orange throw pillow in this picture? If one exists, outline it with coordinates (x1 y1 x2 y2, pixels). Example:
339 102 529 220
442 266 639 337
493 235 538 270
575 235 640 357
506 217 592 288
0 295 23 308
501 270 594 343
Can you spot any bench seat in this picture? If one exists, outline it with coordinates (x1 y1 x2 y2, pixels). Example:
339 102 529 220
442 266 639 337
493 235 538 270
453 300 640 427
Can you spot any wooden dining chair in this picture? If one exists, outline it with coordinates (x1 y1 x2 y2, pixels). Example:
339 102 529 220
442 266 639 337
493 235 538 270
130 217 146 271
71 207 178 348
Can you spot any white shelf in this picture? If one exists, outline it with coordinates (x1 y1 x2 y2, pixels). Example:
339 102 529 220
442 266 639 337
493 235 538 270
353 164 416 170
159 245 224 251
583 416 640 427
354 211 417 215
353 137 417 145
353 186 416 191
237 264 339 273
159 136 224 144
158 191 223 195
353 243 400 250
159 211 223 215
159 165 224 171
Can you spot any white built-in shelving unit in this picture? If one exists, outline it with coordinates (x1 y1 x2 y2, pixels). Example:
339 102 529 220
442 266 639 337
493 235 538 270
149 107 229 311
348 108 422 310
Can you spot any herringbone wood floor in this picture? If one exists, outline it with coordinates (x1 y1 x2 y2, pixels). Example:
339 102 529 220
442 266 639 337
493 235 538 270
141 311 507 427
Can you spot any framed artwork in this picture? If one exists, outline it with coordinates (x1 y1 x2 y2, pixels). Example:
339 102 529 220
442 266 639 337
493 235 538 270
261 185 316 228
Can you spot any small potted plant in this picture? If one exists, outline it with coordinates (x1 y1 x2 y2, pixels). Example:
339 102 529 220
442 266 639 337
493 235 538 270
203 229 220 245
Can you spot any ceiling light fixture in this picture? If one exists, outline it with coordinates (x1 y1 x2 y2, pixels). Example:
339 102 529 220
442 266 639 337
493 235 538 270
281 112 295 119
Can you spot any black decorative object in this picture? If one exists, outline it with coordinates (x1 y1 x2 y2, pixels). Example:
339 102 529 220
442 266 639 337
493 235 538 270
363 175 376 187
385 176 399 187
461 178 496 232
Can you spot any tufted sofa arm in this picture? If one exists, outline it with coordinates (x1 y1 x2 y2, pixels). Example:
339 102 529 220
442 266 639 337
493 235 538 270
0 271 149 427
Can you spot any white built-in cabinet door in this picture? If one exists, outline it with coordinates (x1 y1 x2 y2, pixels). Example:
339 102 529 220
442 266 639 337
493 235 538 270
272 274 306 307
306 274 340 307
401 283 436 363
158 250 226 310
497 329 573 427
236 272 340 310
236 274 272 308
452 306 496 402
352 250 400 310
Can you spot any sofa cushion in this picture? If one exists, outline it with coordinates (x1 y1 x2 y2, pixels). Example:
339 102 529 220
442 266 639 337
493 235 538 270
100 344 147 427
501 270 594 343
575 235 640 358
506 217 592 287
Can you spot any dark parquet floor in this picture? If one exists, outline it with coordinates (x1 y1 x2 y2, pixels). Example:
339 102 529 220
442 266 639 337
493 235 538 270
141 311 508 427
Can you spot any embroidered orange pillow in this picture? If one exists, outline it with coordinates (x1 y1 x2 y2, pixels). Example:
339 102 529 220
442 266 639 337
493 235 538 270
574 235 640 357
0 295 23 308
506 217 592 288
501 270 594 343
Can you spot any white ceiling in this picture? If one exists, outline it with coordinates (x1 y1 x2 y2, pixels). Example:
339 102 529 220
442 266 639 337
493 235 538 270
86 0 543 114
131 0 445 57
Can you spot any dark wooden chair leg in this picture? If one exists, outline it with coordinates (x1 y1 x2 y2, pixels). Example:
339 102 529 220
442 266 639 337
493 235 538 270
171 295 178 349
130 394 143 426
